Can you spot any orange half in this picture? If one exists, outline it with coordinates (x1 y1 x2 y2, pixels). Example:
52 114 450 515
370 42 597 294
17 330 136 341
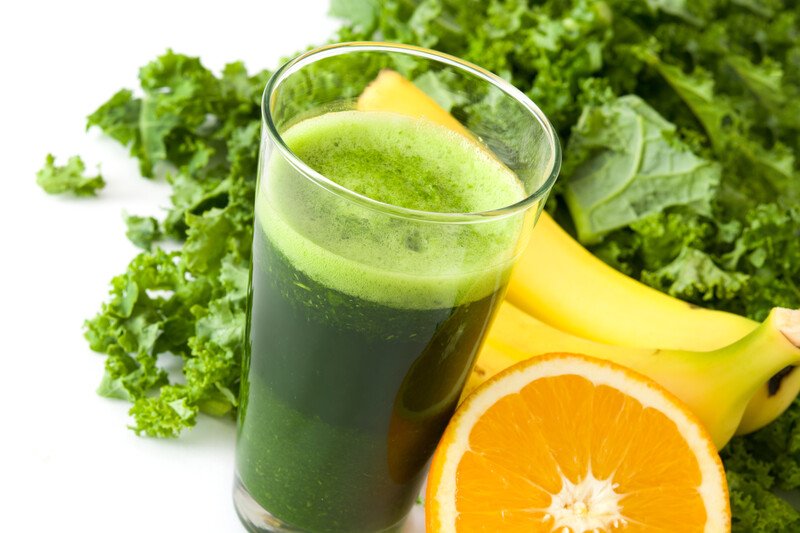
426 353 730 532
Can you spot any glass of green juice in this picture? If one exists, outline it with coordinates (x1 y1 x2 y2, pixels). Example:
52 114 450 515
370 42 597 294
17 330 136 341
233 42 560 532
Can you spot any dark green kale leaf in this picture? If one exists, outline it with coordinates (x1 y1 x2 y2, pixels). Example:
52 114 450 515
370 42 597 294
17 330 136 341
640 247 749 303
562 95 721 243
634 49 800 215
722 204 800 320
85 249 192 403
590 209 715 277
722 398 800 531
84 51 267 437
86 89 141 147
36 154 105 196
725 460 800 532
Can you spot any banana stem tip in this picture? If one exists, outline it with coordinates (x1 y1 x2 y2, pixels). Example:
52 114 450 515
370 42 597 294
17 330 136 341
775 308 800 348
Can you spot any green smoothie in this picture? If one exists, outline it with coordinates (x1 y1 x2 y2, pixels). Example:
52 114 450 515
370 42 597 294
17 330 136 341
236 111 525 532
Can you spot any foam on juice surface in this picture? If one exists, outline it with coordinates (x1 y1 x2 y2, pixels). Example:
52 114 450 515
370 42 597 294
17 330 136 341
257 111 527 309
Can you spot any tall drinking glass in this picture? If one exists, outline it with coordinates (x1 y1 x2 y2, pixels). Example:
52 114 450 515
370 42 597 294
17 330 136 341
234 42 560 532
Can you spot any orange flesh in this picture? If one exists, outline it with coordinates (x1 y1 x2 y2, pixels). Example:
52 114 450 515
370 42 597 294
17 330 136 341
453 375 708 531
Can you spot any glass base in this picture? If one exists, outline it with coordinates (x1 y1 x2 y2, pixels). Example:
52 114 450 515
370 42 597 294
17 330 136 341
233 476 409 533
233 476 303 532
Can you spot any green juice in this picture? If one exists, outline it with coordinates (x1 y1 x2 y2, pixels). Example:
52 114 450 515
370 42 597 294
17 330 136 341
236 111 525 532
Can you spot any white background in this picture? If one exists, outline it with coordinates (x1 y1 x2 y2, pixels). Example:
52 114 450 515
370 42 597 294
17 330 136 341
0 1 424 531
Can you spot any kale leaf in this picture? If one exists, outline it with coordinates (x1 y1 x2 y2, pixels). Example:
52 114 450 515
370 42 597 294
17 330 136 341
563 95 721 243
123 214 161 250
36 154 105 196
84 51 267 437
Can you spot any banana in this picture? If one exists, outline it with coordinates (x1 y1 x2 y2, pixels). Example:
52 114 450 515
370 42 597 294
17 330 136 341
508 213 757 349
466 303 800 449
357 68 800 434
507 212 800 434
739 371 800 434
358 69 473 139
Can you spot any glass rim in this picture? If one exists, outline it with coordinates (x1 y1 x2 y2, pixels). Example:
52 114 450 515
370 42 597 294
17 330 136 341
262 41 562 223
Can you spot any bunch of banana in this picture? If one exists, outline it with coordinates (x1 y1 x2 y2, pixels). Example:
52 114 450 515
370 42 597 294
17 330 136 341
357 68 800 444
503 213 800 435
466 302 800 449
